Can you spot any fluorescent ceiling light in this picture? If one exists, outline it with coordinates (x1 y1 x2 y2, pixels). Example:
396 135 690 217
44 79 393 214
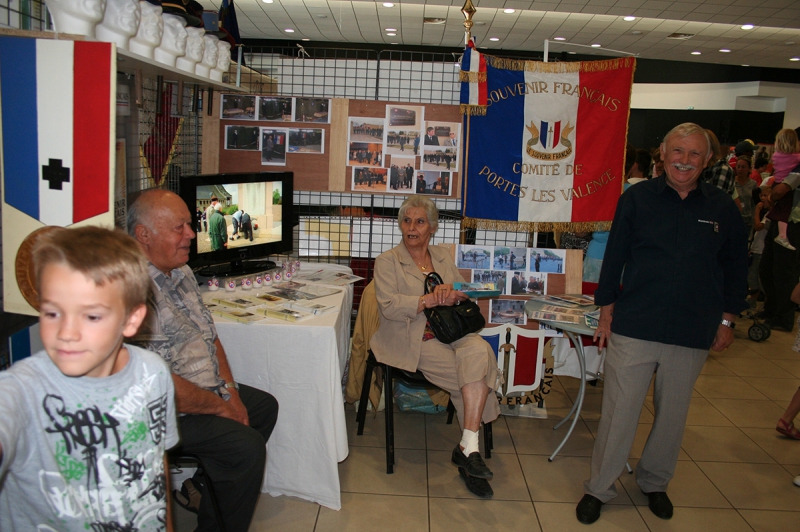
489 37 500 42
623 16 635 21
503 9 515 14
741 24 754 30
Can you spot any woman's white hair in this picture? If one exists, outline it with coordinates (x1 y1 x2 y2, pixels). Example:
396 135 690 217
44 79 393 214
397 195 438 233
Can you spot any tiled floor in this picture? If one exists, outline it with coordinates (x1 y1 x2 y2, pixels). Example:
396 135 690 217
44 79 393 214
175 316 800 531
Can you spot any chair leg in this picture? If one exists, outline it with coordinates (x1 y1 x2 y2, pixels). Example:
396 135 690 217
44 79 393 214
356 356 375 434
446 399 455 425
384 365 395 474
483 422 493 459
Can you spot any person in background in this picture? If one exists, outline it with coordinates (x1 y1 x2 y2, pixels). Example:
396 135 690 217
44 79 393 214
208 203 228 251
776 282 800 445
231 209 243 240
733 156 758 237
752 155 770 186
576 123 748 525
204 196 218 233
768 129 800 251
129 190 279 532
748 185 772 309
626 149 651 188
371 195 500 499
650 147 665 179
240 210 253 242
701 130 735 196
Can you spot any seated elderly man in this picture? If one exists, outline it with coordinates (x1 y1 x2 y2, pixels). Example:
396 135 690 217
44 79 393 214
128 189 278 532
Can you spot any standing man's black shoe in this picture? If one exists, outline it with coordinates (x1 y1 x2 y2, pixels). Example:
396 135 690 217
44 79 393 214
644 491 673 519
451 444 493 480
458 468 493 498
576 494 603 524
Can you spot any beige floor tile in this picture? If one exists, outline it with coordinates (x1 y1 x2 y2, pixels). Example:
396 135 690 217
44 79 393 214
638 507 754 532
699 357 736 376
617 459 730 509
741 427 800 465
534 502 649 532
739 509 800 532
338 446 428 496
693 375 768 400
681 426 776 463
316 492 428 532
517 454 632 505
543 386 580 410
704 397 785 428
715 356 787 378
427 450 530 501
425 413 465 452
717 340 762 358
683 397 734 427
248 494 319 532
747 377 800 402
698 462 800 511
429 498 541 532
770 357 800 379
752 343 800 360
507 415 596 457
346 408 427 450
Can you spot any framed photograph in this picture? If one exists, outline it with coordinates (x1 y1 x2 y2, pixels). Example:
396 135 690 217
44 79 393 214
225 125 260 150
521 272 547 295
473 270 508 295
288 128 324 154
349 117 385 142
294 98 330 122
493 246 527 271
489 299 527 325
528 248 566 274
385 130 420 156
424 121 461 149
421 146 458 172
260 128 288 165
386 104 423 129
257 96 293 121
386 157 416 193
221 94 256 120
416 171 451 196
457 245 492 269
348 142 383 167
352 167 388 192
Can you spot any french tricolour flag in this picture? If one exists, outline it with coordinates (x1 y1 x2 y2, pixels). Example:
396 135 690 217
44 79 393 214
459 39 487 111
0 38 112 226
461 58 634 227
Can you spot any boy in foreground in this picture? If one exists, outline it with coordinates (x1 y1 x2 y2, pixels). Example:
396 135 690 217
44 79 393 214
0 226 179 531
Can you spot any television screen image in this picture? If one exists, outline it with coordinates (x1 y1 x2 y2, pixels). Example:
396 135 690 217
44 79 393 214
180 172 294 276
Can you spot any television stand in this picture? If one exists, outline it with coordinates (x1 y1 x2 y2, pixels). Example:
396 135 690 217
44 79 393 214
195 259 277 278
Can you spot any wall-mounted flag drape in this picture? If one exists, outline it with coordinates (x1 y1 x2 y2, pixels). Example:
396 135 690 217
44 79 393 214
460 54 635 232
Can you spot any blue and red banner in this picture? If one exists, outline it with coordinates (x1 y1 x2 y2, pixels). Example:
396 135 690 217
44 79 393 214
0 38 112 226
460 54 635 231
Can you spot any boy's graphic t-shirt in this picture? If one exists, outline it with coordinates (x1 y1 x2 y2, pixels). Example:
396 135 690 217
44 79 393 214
0 344 178 531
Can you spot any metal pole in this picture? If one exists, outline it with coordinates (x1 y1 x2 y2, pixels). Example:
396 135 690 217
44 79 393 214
544 39 549 63
236 46 243 88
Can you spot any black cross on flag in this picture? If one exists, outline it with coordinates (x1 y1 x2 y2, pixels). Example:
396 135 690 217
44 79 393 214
42 158 70 190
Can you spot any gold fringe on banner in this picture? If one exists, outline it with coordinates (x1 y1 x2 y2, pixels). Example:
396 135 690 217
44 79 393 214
460 104 487 116
461 217 612 233
459 70 487 83
484 54 635 74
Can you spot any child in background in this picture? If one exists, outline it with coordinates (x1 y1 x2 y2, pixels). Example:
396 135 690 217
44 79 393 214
0 226 178 531
748 186 773 310
769 129 800 250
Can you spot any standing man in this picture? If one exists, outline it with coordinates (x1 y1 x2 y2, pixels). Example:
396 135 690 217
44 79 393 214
240 210 253 242
204 196 218 233
576 123 748 524
416 173 426 193
208 203 228 251
424 126 439 145
129 190 279 532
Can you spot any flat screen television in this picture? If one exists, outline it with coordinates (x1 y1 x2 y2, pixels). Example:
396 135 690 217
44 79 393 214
179 171 294 277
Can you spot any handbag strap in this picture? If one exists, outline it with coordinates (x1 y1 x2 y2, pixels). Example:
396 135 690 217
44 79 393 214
424 272 444 295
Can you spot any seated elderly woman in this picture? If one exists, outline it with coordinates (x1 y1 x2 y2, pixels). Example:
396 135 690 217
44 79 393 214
370 196 501 498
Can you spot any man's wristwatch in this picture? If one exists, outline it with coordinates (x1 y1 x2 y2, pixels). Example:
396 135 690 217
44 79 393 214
721 319 736 329
225 381 240 391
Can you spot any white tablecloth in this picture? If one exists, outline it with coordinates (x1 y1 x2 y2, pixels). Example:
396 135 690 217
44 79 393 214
206 263 353 510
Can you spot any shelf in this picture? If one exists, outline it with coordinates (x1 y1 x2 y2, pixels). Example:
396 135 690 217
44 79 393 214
117 47 245 92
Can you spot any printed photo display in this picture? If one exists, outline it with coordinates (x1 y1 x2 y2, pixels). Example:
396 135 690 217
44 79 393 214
489 299 527 325
287 128 324 154
461 245 564 296
260 128 288 166
225 125 260 151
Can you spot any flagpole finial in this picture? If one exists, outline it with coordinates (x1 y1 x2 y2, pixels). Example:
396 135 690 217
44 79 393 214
462 0 476 44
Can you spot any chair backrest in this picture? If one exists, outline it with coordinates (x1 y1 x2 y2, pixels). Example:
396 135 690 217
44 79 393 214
479 325 547 396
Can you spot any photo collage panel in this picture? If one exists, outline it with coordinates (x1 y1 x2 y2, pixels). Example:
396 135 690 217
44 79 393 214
459 245 567 296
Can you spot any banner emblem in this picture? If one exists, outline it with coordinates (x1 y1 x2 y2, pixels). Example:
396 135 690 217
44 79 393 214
526 120 574 161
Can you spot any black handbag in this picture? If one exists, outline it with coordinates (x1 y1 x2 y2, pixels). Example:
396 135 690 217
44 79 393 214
423 272 485 344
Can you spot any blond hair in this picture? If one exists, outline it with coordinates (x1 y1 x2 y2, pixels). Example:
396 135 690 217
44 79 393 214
33 226 150 315
774 129 799 155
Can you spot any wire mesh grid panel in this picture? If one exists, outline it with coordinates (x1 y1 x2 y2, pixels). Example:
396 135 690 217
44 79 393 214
0 0 48 31
129 77 203 196
377 50 461 105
